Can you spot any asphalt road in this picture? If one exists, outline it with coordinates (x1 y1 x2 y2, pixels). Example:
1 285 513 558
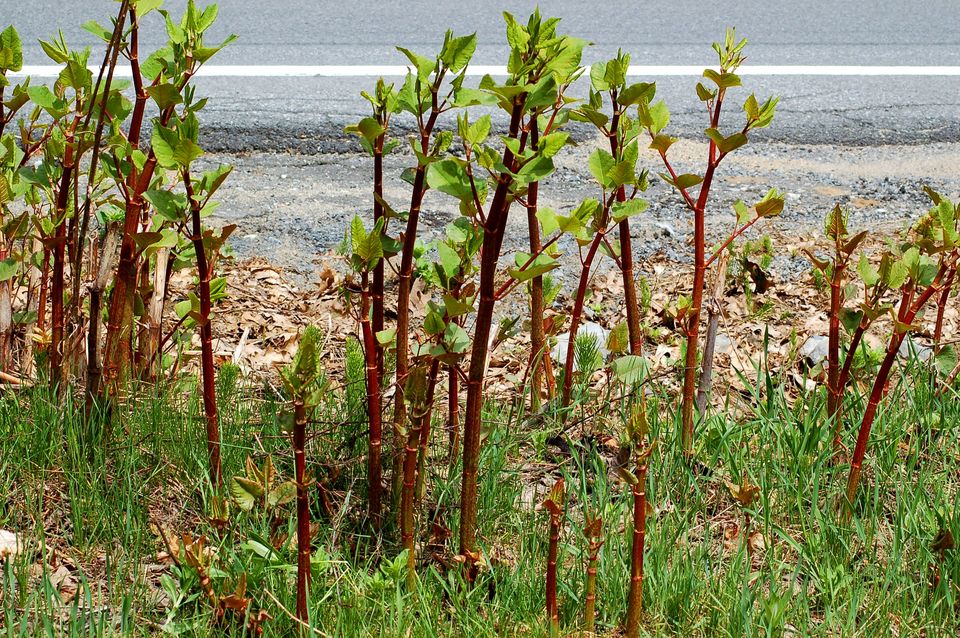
4 1 960 147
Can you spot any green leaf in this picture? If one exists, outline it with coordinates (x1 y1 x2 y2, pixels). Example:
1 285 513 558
509 252 558 282
144 189 187 222
755 196 784 218
267 481 297 508
345 116 385 144
151 125 203 169
659 172 703 191
538 131 569 158
0 25 22 72
638 100 670 135
427 159 474 201
744 93 760 121
618 82 656 106
59 60 92 91
443 294 474 318
465 114 491 146
350 216 368 260
146 84 183 110
230 476 264 511
612 355 648 385
440 32 476 73
839 308 864 334
935 345 957 377
880 256 908 289
436 241 460 277
703 68 741 89
81 20 112 43
516 155 555 184
396 47 435 80
649 134 676 154
588 149 616 187
705 128 748 154
537 207 560 236
857 253 880 287
589 61 609 91
503 12 529 51
0 257 16 282
611 198 648 222
443 321 471 354
696 82 716 102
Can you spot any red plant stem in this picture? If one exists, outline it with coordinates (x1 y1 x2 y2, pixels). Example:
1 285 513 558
561 227 605 410
625 460 649 638
546 507 561 637
845 267 950 509
415 358 441 502
86 287 103 407
447 363 460 466
401 368 429 590
583 527 602 634
696 255 728 414
103 14 184 387
608 103 642 356
359 273 382 527
672 89 726 457
185 171 222 487
391 93 442 505
831 281 875 449
37 248 49 334
0 246 10 371
460 96 525 564
50 114 81 386
527 119 546 410
933 264 956 348
292 398 311 627
826 262 844 421
372 133 386 374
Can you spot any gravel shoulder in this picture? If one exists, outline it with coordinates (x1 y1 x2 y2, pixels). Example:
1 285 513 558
206 138 960 285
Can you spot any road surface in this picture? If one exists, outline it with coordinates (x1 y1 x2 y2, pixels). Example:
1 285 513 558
3 0 960 147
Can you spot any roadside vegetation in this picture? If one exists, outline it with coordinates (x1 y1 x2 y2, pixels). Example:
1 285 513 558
0 3 957 636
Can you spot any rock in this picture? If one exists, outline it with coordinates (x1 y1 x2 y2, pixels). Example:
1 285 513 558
799 335 829 367
898 337 932 362
0 530 20 559
714 333 734 356
655 222 679 238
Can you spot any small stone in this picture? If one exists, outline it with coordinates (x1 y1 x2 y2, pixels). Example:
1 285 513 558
898 337 932 362
714 333 734 355
0 530 20 559
799 335 829 367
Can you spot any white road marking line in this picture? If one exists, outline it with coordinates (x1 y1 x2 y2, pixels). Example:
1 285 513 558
11 64 960 78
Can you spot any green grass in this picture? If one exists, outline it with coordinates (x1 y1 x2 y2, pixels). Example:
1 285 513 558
1 357 959 637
